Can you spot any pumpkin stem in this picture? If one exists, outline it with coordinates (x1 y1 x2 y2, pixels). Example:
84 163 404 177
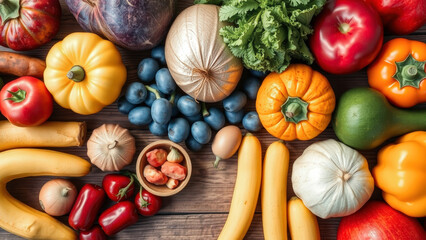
201 102 209 117
5 88 26 102
281 97 309 124
393 54 425 89
107 140 118 150
67 65 86 82
0 0 20 24
341 171 351 181
145 85 161 99
193 68 212 80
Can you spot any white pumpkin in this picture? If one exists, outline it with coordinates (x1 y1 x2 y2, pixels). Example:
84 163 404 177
165 4 243 102
291 139 374 219
87 124 136 171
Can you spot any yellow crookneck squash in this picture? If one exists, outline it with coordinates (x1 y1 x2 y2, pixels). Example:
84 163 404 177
373 131 426 217
256 64 335 141
44 32 127 115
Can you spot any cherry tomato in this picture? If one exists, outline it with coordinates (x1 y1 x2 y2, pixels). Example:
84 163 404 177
79 225 107 240
0 76 53 126
98 201 139 236
310 0 383 74
135 189 162 216
102 173 135 202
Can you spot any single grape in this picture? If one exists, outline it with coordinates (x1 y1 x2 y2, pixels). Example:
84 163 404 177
223 91 247 112
151 45 166 66
177 95 201 117
168 118 190 143
149 121 168 136
151 98 172 125
241 77 261 100
203 107 225 131
185 134 203 152
155 68 176 95
128 106 152 126
125 82 147 104
191 121 212 144
117 96 135 115
137 58 159 82
225 109 245 124
242 111 262 132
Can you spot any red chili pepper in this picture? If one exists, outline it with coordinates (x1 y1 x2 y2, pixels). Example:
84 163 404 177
364 0 426 35
98 201 139 236
79 225 107 240
68 184 106 231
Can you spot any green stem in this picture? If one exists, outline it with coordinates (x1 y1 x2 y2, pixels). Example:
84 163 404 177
116 171 135 201
281 97 309 124
201 102 209 117
393 54 425 88
169 91 176 104
390 109 426 137
402 65 418 81
213 156 221 168
67 65 86 82
138 187 150 208
0 0 20 24
5 88 26 102
338 23 351 34
145 85 161 99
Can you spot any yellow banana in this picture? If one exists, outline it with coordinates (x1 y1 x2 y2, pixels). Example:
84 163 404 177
0 148 91 239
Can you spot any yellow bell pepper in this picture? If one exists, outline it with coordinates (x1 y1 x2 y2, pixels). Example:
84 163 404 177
44 32 126 115
373 131 426 217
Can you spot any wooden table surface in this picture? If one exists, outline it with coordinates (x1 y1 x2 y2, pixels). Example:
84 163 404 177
0 1 425 239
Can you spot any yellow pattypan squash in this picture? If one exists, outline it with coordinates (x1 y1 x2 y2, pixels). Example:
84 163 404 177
373 131 426 217
44 32 126 115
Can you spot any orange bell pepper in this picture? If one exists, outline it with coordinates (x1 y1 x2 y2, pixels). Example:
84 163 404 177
368 38 426 108
372 131 426 217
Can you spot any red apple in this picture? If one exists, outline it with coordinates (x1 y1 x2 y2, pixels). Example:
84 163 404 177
338 201 425 240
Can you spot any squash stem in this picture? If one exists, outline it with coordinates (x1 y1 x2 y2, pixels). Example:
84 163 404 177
67 65 86 82
391 108 426 136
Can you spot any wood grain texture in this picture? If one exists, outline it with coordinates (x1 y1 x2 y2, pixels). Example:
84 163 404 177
0 0 425 239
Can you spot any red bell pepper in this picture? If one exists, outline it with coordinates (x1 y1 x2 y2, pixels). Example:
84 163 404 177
68 184 106 231
364 0 426 35
98 201 139 236
79 225 107 240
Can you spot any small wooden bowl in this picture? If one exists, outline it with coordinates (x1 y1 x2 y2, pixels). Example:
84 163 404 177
136 140 192 197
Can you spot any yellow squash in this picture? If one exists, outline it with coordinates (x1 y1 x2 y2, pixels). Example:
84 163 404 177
0 149 91 239
218 133 262 240
44 32 127 115
261 141 289 240
373 131 426 217
0 121 86 151
288 196 321 240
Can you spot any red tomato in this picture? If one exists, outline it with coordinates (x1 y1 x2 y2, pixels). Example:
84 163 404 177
338 201 426 240
98 201 139 236
135 189 162 216
102 173 135 202
79 225 107 240
0 76 53 127
310 0 383 74
0 0 61 51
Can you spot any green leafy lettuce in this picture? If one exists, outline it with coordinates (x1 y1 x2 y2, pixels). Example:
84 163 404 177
194 0 326 73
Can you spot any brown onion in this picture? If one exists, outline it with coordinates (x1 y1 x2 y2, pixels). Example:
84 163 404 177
165 4 243 103
39 179 77 216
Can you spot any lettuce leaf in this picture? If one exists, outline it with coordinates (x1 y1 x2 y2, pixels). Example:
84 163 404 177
194 0 326 73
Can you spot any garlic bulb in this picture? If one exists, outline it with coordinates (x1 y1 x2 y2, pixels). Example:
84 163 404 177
291 139 374 219
165 4 243 102
87 124 136 171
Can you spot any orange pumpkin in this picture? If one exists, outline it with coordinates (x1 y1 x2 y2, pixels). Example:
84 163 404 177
256 64 335 141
